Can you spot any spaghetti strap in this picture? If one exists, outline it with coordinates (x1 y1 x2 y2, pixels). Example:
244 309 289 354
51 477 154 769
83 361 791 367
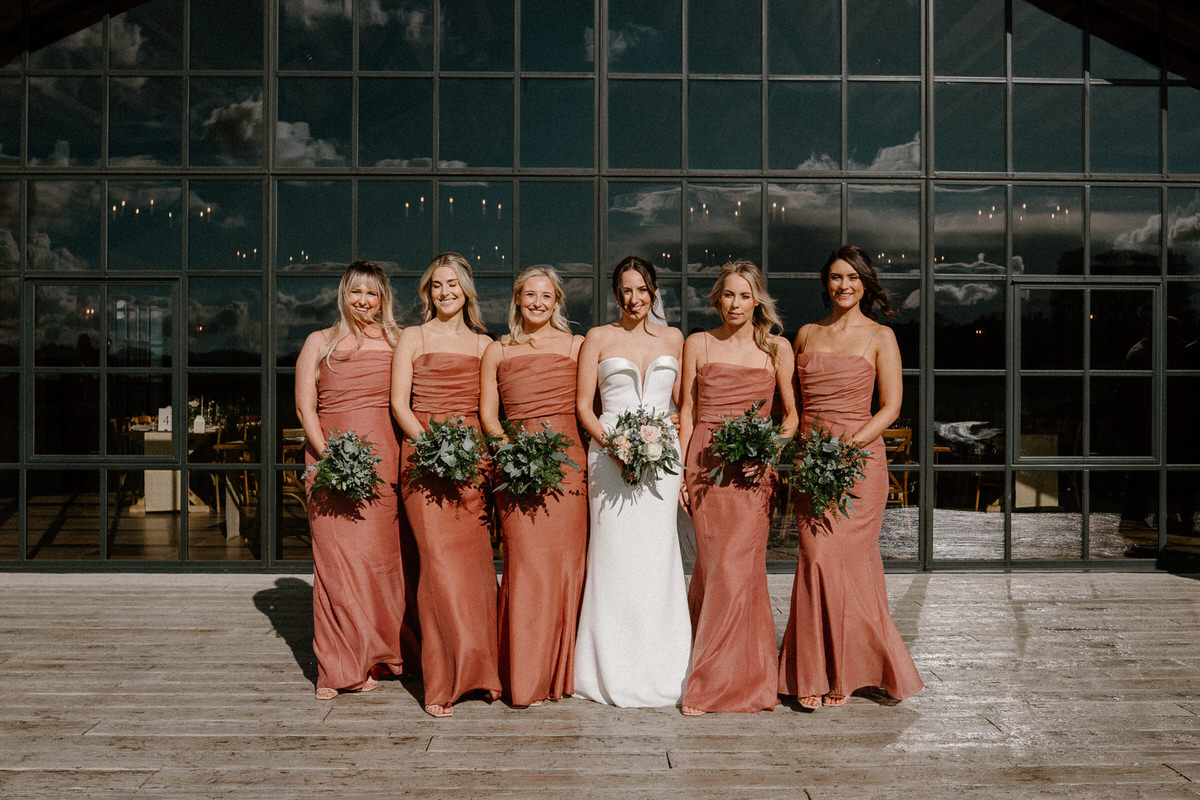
859 326 877 359
702 330 710 366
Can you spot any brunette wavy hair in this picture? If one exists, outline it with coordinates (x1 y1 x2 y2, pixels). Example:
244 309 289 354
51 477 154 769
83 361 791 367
820 244 899 320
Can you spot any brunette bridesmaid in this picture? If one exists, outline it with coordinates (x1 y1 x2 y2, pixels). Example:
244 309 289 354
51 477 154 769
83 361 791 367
391 252 501 718
677 261 798 715
479 267 587 708
295 261 420 700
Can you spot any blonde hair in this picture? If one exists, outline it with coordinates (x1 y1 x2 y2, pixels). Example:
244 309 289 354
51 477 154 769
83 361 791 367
507 266 572 344
318 261 401 372
709 260 782 360
418 252 487 331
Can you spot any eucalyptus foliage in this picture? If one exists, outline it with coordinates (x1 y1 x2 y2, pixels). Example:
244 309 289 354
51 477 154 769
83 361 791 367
304 430 383 502
491 421 581 496
603 407 680 487
707 399 784 486
407 416 486 485
793 423 872 520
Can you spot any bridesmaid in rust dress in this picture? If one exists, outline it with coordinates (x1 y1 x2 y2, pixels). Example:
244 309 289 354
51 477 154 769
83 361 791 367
480 266 587 708
391 252 501 718
295 261 420 700
779 245 923 710
677 261 798 715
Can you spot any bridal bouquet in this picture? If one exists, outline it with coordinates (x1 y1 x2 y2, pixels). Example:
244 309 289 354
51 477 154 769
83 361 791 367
304 430 383 502
491 421 581 496
792 422 872 519
707 399 785 486
603 407 680 487
406 416 487 485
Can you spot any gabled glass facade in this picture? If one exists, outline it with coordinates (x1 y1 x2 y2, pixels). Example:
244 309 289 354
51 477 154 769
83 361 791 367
1 0 1196 570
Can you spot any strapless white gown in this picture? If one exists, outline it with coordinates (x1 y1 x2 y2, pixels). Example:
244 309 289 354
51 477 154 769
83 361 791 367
573 355 693 707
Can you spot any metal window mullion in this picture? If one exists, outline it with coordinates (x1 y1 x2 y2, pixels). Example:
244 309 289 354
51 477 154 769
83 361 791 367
680 0 688 173
261 0 278 566
840 0 848 171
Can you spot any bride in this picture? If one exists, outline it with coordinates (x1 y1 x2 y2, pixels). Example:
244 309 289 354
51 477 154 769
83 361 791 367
573 256 692 707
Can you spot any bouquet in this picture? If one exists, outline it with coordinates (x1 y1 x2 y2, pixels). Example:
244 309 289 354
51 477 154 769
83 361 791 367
406 416 487 485
603 407 680 487
491 421 581 496
707 399 784 486
792 422 872 519
303 430 383 502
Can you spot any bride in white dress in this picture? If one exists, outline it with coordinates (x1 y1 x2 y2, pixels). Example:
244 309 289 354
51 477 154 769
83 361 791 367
573 256 692 707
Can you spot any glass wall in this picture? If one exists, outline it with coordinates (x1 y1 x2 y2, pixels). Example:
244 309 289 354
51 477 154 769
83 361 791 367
0 0 1194 570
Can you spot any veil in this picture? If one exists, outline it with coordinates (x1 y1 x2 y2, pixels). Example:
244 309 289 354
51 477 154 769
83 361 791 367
649 292 668 325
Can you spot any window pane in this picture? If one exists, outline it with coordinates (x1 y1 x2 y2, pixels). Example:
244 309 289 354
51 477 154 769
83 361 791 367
882 495 918 559
476 277 517 331
1021 288 1083 369
1090 288 1154 370
933 485 1006 559
1090 187 1160 276
687 184 761 274
277 277 337 366
1168 188 1200 276
440 0 513 71
1168 87 1200 175
1168 378 1200 464
1091 86 1160 174
0 79 19 166
277 79 350 168
847 82 920 171
768 0 838 75
27 471 99 560
360 0 433 70
189 78 264 167
358 181 432 270
111 0 183 70
0 181 17 270
0 471 15 559
563 276 595 331
278 181 350 270
768 82 839 171
1013 84 1082 173
0 376 16 460
684 275 720 332
688 82 760 170
1011 472 1082 558
36 374 100 455
30 181 101 272
521 79 593 168
1013 0 1082 78
689 0 759 75
764 276 823 341
191 0 263 70
1089 471 1158 559
0 276 16 365
1167 473 1199 548
29 77 101 167
881 277 920 369
519 182 594 271
108 466 180 561
934 0 1004 76
279 0 351 70
186 373 262 464
109 285 173 368
522 0 593 72
189 181 263 270
440 79 513 168
189 277 262 367
360 79 432 168
933 184 1006 273
607 182 681 275
29 17 102 69
1092 375 1151 457
108 375 172 456
934 82 1004 172
276 473 312 561
608 80 680 169
439 182 512 269
608 0 681 73
1019 377 1082 457
847 184 920 271
1012 185 1083 275
108 182 183 271
1090 34 1158 81
847 0 918 76
934 279 1004 370
934 375 1005 464
186 468 258 562
766 183 840 274
34 284 100 366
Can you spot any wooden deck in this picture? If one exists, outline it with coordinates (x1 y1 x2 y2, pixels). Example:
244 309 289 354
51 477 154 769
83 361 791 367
1 571 1198 799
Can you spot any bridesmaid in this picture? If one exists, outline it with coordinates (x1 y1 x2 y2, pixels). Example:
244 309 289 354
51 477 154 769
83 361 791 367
391 252 501 718
677 261 798 715
295 261 420 699
479 267 587 708
778 244 923 710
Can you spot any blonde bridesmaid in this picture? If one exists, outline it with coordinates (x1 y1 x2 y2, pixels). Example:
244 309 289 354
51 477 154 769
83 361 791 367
391 252 501 718
479 267 587 708
677 261 798 715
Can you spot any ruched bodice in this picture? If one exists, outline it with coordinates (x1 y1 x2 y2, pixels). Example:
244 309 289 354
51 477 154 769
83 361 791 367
797 351 877 443
316 350 393 413
411 353 481 416
498 353 576 419
695 363 775 424
596 355 679 427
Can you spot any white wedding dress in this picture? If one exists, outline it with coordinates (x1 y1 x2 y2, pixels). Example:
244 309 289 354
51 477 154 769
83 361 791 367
573 355 693 707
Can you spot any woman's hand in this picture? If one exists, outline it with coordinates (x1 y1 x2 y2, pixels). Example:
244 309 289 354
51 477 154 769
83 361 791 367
741 461 767 481
679 481 691 513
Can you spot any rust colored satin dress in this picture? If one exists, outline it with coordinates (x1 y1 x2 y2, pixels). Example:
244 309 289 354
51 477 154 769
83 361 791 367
682 361 780 713
400 352 501 708
308 349 420 692
495 350 588 706
778 351 923 702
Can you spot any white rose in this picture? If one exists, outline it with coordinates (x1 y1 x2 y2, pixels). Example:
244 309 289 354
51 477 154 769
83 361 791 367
616 446 632 462
645 441 663 460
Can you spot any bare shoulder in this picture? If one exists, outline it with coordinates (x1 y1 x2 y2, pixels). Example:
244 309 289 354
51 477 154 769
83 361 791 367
683 330 707 349
793 322 817 351
871 321 898 345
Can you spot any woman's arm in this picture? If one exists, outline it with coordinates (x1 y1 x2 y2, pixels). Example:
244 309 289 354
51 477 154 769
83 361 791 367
478 340 505 438
389 327 426 442
676 331 703 465
295 330 332 460
852 325 903 446
668 327 685 409
773 335 799 440
575 329 607 445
